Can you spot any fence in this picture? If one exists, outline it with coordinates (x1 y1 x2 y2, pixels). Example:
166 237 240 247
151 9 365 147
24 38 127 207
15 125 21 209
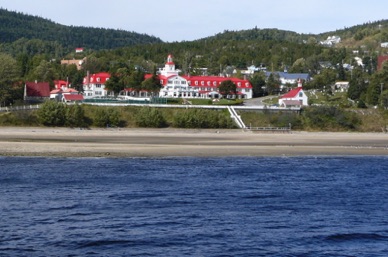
246 126 291 133
0 105 40 113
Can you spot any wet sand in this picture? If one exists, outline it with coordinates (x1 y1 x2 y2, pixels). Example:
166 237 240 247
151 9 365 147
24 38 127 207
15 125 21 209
0 127 387 157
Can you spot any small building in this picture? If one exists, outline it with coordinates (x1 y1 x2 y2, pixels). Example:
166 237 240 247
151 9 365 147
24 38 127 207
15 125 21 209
265 71 310 87
24 81 50 103
278 79 308 107
332 81 349 92
61 57 86 70
50 88 84 102
381 42 388 48
63 94 84 103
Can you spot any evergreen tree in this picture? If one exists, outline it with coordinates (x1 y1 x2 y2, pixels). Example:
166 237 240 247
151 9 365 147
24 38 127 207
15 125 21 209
249 72 266 97
347 67 367 100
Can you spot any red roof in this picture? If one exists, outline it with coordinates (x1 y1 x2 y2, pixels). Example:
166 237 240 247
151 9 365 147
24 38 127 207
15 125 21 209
50 89 62 94
166 54 174 65
280 87 303 99
377 56 388 70
152 74 252 89
83 72 110 84
63 94 84 101
25 82 50 97
54 80 69 89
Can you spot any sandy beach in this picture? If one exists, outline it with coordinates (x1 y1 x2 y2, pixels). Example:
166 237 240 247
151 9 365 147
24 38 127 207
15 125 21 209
0 127 387 157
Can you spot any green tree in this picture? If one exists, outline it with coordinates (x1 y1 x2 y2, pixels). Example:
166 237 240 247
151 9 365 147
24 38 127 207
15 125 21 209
381 90 388 110
141 73 161 96
218 80 237 97
347 67 368 100
30 60 58 84
249 72 266 97
105 72 123 95
0 53 21 106
266 73 280 95
128 69 145 91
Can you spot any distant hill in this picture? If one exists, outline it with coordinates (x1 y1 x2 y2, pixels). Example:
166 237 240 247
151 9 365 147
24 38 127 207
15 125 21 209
0 8 163 50
199 20 388 49
201 27 310 43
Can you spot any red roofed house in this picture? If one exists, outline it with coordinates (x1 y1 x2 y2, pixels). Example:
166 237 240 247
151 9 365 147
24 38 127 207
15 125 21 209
24 81 51 102
82 72 111 99
50 80 84 102
377 56 388 71
154 54 253 99
278 79 308 107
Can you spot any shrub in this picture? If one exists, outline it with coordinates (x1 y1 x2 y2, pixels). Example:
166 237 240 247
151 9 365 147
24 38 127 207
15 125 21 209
172 109 235 129
135 107 167 128
302 106 360 131
37 101 66 126
65 104 87 128
93 107 121 127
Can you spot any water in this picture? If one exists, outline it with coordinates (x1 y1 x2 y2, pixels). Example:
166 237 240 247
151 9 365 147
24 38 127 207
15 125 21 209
0 156 387 256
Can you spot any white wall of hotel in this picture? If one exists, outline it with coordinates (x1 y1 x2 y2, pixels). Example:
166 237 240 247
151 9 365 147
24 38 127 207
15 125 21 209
159 76 200 98
158 75 252 99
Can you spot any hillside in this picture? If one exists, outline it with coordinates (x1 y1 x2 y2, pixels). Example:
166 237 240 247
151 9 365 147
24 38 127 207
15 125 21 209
201 27 310 43
0 8 163 50
199 20 388 50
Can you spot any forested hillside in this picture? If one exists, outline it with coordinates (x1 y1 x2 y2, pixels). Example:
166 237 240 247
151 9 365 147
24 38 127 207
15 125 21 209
0 8 162 50
1 7 388 114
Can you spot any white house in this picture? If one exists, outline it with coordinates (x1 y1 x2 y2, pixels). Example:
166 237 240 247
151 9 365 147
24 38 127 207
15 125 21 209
82 72 111 99
332 81 350 92
278 79 308 107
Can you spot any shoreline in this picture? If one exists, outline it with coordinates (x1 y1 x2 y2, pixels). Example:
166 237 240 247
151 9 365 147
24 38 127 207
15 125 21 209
0 127 387 158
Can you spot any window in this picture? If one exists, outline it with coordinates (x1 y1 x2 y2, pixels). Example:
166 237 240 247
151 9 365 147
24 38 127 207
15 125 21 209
213 81 217 86
96 84 101 88
168 80 173 84
174 81 180 84
201 81 205 86
181 81 186 84
299 92 303 97
195 81 199 85
95 91 102 96
207 81 211 86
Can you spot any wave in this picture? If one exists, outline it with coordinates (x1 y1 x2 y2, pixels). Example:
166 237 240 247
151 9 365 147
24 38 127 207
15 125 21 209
325 233 388 242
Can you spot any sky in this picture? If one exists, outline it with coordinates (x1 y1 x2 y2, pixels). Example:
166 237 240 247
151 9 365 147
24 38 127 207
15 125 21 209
0 0 386 42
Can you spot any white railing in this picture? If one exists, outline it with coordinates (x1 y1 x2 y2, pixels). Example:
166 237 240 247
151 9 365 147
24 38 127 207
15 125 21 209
227 106 246 129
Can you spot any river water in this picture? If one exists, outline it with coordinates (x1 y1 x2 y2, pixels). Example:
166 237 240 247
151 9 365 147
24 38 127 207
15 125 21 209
1 156 387 256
